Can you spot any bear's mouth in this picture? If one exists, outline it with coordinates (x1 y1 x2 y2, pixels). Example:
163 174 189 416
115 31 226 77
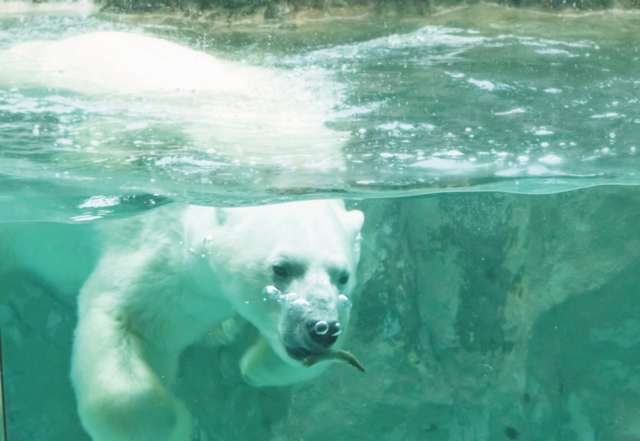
284 331 334 361
285 345 312 361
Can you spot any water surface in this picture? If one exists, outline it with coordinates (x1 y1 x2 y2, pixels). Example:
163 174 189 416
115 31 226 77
1 4 640 221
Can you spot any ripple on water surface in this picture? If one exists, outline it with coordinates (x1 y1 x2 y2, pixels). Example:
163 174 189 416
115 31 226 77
1 4 640 221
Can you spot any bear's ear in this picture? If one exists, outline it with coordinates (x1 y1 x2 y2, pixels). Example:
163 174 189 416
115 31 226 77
341 209 364 241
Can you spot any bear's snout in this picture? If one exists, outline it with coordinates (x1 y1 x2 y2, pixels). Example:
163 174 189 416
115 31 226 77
306 319 341 349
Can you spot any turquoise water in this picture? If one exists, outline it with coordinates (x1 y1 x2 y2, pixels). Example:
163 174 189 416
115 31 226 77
1 4 640 441
2 5 640 220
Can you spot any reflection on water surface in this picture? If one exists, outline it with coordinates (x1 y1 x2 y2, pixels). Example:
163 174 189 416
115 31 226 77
2 4 640 220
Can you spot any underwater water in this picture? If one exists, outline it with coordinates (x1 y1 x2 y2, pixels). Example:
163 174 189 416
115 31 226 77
1 2 640 440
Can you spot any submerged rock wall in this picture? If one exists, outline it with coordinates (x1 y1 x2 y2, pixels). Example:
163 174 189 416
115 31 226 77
2 185 640 440
347 186 640 441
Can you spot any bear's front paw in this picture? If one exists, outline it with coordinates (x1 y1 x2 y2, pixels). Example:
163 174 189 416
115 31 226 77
240 337 326 387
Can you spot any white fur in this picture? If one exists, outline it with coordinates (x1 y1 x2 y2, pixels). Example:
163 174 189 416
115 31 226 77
0 32 347 171
0 32 363 440
65 200 363 441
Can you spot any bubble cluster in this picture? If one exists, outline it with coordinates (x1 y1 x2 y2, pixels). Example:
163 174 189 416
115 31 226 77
261 285 281 300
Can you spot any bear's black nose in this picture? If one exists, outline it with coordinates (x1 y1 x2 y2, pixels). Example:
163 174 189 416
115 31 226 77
307 320 342 348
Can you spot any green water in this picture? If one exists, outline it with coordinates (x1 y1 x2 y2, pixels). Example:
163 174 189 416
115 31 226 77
1 4 640 441
2 5 640 220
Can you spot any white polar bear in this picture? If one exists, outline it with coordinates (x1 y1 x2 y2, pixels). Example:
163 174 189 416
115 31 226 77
0 32 362 439
69 200 363 441
0 31 347 172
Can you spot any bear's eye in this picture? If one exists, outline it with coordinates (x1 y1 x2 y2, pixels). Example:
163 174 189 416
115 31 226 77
338 273 350 285
272 265 290 279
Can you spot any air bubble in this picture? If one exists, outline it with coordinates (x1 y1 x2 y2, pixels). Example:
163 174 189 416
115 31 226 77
203 236 213 244
291 298 310 308
315 321 329 335
279 293 299 305
262 285 280 300
339 294 352 309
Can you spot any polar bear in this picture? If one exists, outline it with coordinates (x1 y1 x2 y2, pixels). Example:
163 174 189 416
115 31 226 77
69 200 363 441
0 32 362 439
0 31 347 172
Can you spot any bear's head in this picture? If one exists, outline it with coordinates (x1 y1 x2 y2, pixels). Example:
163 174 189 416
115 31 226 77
204 200 364 386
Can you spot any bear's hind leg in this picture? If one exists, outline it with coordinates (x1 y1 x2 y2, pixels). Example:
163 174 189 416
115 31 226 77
71 303 192 441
